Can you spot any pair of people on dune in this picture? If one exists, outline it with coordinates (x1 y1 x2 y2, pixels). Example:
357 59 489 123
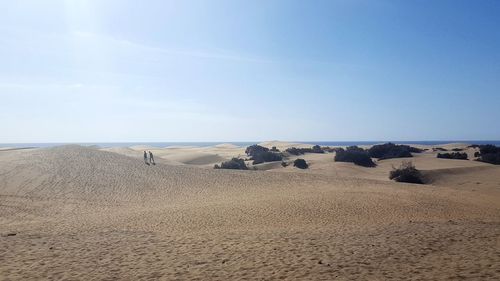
144 151 155 165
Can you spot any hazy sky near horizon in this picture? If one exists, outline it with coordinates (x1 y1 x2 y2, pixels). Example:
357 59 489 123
1 0 499 142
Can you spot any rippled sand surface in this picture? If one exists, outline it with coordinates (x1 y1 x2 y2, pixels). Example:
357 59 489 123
1 145 499 280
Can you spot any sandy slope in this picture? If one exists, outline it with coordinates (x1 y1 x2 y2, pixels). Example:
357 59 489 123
1 144 500 280
119 144 246 167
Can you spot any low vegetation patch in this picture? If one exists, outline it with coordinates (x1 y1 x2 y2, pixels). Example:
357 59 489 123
251 151 283 164
432 147 448 152
293 158 309 169
334 146 376 167
437 152 468 160
245 145 269 157
479 152 500 165
322 146 338 153
368 143 421 160
245 144 283 165
214 158 248 170
389 161 424 184
475 144 500 165
478 144 500 155
285 145 325 156
285 147 304 155
311 145 325 153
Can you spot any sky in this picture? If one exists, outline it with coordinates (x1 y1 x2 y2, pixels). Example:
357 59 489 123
1 0 499 142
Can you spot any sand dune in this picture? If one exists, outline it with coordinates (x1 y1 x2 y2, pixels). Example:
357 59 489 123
1 144 500 280
120 144 246 167
258 140 312 150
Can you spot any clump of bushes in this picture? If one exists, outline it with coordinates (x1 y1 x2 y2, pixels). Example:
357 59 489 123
479 152 500 165
285 145 324 156
432 147 448 152
368 143 421 160
330 147 346 153
322 146 337 153
408 146 425 153
285 147 304 156
334 146 376 167
245 144 269 157
389 161 424 184
475 144 500 165
345 145 365 152
437 152 468 160
311 145 324 153
451 148 464 152
214 158 248 170
270 146 280 152
245 144 283 165
251 151 283 164
478 144 500 155
293 158 308 169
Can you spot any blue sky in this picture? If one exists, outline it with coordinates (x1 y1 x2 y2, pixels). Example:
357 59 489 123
1 0 499 142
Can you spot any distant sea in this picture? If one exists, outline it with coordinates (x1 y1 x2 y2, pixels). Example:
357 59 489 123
1 141 500 149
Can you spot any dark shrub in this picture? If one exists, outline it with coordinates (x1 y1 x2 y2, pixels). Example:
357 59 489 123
479 144 500 155
369 143 395 155
245 144 282 164
408 146 424 153
215 158 248 170
389 161 424 184
285 145 324 155
245 145 269 157
281 161 289 167
285 147 304 156
451 148 464 152
270 146 280 152
334 147 376 167
468 144 480 148
346 145 365 152
252 151 283 165
331 147 345 153
437 152 468 160
311 145 324 153
432 147 448 152
378 149 412 160
293 158 308 169
322 146 337 153
479 152 500 165
473 144 500 165
368 143 417 160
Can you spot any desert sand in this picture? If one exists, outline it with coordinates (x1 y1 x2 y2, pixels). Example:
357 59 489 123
1 143 500 280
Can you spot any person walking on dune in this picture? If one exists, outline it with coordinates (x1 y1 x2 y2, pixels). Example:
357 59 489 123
149 151 155 165
144 151 149 165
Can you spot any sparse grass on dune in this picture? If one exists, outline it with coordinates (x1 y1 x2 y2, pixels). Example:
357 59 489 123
389 161 424 184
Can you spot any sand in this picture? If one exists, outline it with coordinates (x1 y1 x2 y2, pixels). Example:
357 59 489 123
1 143 500 280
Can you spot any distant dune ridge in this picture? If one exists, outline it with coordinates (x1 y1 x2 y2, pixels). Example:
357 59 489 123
1 143 500 280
